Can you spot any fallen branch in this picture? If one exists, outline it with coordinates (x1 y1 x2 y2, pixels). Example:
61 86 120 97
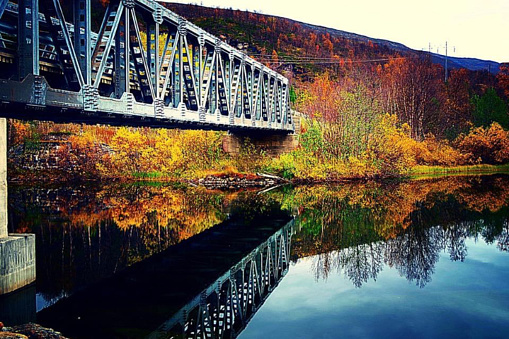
256 172 288 182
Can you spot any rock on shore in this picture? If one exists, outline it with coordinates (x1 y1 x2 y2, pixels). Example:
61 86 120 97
1 324 68 339
195 173 286 190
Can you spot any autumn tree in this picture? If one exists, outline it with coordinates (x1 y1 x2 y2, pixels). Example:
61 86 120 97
497 63 509 100
440 68 473 139
379 57 444 140
296 72 341 122
456 122 509 164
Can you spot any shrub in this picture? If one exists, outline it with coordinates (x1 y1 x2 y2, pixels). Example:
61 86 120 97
455 122 509 164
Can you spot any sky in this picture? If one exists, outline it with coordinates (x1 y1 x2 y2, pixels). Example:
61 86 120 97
162 0 509 63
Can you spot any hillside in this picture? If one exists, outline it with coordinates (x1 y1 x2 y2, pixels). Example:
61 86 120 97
162 2 499 78
162 3 412 80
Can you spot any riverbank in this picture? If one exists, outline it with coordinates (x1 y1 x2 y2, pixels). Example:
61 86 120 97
8 164 509 192
408 164 509 178
195 164 509 188
7 119 509 186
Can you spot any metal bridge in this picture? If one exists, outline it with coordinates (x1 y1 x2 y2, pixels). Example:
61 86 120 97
0 0 293 132
150 219 293 338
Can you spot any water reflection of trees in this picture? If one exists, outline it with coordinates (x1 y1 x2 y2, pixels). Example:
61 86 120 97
7 184 282 304
8 175 509 300
289 175 509 288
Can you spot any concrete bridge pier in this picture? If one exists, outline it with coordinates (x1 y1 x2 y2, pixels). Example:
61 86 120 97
0 118 36 295
223 131 299 156
222 112 302 156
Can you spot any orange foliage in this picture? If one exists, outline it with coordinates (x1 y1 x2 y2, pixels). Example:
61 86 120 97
497 63 509 99
9 120 32 145
455 122 509 164
296 73 341 122
414 134 468 166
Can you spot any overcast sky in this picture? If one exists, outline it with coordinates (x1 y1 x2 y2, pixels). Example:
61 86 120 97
162 0 508 63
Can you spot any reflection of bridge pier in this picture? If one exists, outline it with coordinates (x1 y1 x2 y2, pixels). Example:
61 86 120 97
36 214 293 338
0 118 36 295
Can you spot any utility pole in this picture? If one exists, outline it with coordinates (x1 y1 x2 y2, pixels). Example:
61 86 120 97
445 41 448 82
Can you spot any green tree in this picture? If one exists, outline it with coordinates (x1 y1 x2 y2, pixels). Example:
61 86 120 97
289 86 297 104
472 88 509 129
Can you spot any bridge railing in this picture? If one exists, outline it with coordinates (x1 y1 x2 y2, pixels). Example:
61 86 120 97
0 0 293 132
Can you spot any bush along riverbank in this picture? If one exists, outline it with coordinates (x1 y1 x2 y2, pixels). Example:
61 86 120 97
6 118 509 185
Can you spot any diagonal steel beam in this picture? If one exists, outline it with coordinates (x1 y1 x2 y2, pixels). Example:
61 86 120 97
242 63 252 118
217 53 229 115
91 1 120 61
200 50 216 108
130 8 155 100
51 0 84 87
182 35 199 108
158 33 172 78
0 0 8 20
159 31 180 100
93 2 124 88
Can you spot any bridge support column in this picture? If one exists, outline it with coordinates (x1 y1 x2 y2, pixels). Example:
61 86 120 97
222 132 299 157
0 118 36 295
0 119 7 239
18 0 40 79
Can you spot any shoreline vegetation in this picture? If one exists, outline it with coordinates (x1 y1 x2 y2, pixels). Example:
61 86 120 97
6 118 509 187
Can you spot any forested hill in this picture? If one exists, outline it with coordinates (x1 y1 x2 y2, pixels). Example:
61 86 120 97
162 2 500 79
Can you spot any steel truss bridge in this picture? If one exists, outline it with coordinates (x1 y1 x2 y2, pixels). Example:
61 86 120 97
150 219 293 338
0 0 293 132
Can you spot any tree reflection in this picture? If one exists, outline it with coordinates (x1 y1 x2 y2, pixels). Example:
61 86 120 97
289 175 509 288
386 226 440 288
7 183 283 305
444 222 469 262
8 174 509 298
342 243 384 288
497 220 509 252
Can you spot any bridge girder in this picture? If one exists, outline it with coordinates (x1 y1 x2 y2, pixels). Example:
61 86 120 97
0 0 294 133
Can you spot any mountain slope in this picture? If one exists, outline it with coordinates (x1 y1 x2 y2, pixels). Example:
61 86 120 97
162 2 499 77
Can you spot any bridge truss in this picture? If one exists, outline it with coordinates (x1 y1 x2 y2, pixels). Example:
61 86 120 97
149 220 294 338
0 0 293 132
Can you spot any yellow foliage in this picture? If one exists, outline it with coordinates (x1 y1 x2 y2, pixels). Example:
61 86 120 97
8 116 509 182
9 120 32 145
366 114 417 176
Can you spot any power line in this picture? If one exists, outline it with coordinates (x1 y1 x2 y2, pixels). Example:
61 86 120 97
251 55 417 65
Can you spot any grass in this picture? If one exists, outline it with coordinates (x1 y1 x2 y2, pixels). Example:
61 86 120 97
408 164 509 179
131 171 164 179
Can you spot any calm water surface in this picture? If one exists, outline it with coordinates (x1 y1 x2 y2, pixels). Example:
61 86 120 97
241 238 509 339
1 175 508 338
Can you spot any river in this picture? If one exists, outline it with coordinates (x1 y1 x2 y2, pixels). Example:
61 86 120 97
1 175 509 338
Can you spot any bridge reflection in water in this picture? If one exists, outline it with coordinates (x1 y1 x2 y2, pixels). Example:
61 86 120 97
150 219 293 338
36 214 294 338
